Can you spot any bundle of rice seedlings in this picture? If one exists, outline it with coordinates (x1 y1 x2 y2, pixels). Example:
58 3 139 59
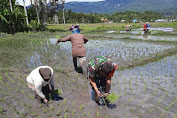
106 93 118 103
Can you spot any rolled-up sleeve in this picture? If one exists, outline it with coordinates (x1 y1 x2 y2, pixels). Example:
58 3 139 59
35 82 45 99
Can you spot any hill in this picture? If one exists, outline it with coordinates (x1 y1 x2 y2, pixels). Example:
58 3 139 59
64 0 177 14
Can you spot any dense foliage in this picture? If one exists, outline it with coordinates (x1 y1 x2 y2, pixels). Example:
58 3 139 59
0 0 27 34
0 0 176 34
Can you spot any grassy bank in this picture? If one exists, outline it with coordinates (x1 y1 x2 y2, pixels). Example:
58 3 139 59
47 22 177 33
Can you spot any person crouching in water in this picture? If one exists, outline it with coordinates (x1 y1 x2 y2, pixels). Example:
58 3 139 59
26 66 55 104
56 25 88 78
88 56 118 105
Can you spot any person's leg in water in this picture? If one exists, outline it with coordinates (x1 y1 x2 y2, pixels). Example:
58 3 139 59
79 57 88 78
73 57 78 71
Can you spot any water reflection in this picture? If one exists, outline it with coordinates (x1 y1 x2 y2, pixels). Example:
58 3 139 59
134 27 174 32
101 34 177 41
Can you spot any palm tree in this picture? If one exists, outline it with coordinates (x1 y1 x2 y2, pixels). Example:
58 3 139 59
34 0 40 23
62 0 65 24
23 0 29 26
9 0 13 11
43 0 48 24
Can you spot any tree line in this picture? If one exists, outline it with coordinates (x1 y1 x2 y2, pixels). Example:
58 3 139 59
0 0 165 34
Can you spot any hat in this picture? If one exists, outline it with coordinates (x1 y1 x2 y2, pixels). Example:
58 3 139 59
39 68 51 80
69 24 81 32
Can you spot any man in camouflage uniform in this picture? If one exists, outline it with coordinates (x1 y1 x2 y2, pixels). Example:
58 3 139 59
88 56 118 104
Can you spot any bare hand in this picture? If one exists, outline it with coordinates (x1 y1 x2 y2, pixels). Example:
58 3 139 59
44 98 48 104
96 90 102 98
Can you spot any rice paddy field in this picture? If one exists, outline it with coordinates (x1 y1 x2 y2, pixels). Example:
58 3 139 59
0 23 177 118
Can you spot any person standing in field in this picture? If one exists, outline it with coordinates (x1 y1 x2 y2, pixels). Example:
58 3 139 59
143 22 150 34
125 23 131 32
26 66 55 104
87 56 118 104
56 24 88 77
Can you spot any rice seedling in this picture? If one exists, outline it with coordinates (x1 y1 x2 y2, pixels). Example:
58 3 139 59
63 99 67 104
97 112 100 118
106 93 118 103
72 109 75 116
153 88 158 96
161 111 165 117
31 112 38 117
43 108 48 113
64 107 68 113
82 112 86 117
28 94 34 100
56 109 61 116
64 113 68 118
48 112 51 117
72 100 75 107
80 104 84 111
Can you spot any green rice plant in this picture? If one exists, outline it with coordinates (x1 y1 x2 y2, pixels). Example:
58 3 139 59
24 103 31 108
72 101 75 107
118 93 122 100
106 93 118 103
80 104 84 111
157 99 161 105
170 102 175 108
88 111 91 116
165 107 169 111
137 104 141 108
173 113 177 118
64 113 68 118
28 94 34 99
43 108 48 113
64 107 68 113
54 89 62 95
165 90 169 96
105 115 109 118
48 112 51 117
50 106 54 112
0 106 4 114
82 112 86 117
150 107 155 113
63 99 67 104
97 112 100 118
125 91 128 96
128 97 132 104
72 109 75 116
161 112 164 117
153 88 158 96
31 112 38 117
55 35 60 39
56 109 61 116
0 76 4 84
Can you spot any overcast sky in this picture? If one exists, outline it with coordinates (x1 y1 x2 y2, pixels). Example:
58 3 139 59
16 0 105 6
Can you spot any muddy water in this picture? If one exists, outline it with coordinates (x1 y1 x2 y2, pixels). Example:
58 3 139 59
108 54 177 118
48 38 174 66
119 27 174 35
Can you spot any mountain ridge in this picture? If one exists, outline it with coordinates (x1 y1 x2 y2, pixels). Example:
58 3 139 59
64 0 177 14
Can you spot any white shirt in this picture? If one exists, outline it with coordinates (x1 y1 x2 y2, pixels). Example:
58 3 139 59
26 66 54 99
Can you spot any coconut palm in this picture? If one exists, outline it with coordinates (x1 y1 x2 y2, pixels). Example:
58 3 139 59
34 0 40 23
23 0 29 25
9 0 13 11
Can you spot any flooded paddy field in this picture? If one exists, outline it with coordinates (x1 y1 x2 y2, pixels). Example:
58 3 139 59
0 30 177 118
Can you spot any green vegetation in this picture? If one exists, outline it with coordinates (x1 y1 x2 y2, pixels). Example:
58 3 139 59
106 93 118 103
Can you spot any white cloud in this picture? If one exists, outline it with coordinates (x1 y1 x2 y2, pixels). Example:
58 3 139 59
16 0 105 6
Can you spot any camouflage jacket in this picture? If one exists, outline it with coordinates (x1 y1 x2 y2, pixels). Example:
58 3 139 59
88 56 116 78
